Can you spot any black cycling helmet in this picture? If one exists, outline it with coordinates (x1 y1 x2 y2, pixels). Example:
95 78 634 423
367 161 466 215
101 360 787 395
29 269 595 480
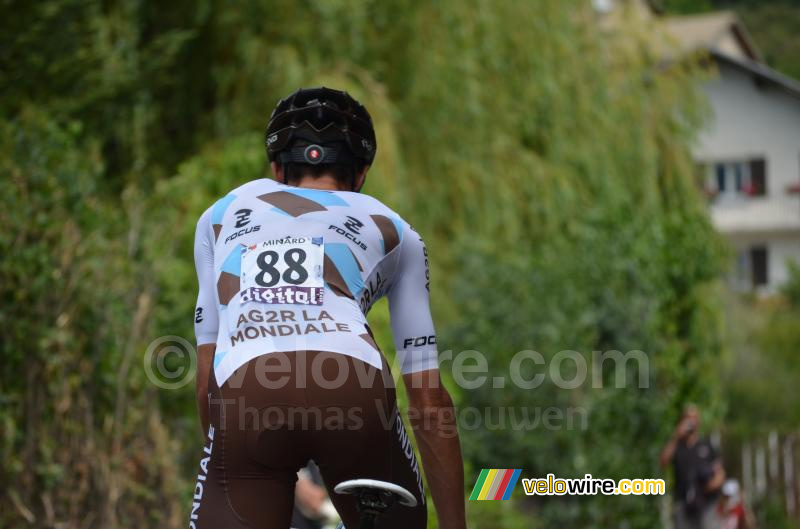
265 87 376 167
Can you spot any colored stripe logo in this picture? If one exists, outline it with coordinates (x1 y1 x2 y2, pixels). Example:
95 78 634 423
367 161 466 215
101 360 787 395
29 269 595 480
469 469 522 500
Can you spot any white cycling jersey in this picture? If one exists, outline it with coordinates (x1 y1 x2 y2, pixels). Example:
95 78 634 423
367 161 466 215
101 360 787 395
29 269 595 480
193 178 438 386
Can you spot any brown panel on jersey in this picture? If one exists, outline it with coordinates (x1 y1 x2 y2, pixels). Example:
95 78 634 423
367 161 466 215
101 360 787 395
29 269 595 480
257 191 327 217
323 255 354 299
217 272 240 305
359 333 379 352
370 215 400 255
213 224 222 241
348 246 364 271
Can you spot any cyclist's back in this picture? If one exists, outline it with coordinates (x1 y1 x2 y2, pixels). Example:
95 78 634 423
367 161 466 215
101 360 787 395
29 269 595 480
194 177 437 387
188 88 465 529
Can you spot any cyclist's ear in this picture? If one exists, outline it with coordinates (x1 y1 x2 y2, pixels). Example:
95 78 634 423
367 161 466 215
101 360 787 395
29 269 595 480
354 165 370 192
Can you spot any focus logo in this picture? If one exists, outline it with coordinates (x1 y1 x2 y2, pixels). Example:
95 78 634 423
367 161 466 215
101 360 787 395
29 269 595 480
344 216 364 234
234 209 252 228
402 335 436 348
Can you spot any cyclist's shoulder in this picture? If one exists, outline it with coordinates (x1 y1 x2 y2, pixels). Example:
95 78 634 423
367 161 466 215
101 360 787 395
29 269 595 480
218 178 280 204
200 178 279 220
349 194 422 258
342 192 413 232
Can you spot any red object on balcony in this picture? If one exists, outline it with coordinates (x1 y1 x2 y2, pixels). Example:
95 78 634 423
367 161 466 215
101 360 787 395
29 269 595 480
787 182 800 194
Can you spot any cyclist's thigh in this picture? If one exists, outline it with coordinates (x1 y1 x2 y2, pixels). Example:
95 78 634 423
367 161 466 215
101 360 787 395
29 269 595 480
189 443 295 529
323 413 427 528
188 359 300 529
307 355 427 529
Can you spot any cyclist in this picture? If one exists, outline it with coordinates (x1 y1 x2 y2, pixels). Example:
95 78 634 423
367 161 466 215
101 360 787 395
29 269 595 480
189 87 466 529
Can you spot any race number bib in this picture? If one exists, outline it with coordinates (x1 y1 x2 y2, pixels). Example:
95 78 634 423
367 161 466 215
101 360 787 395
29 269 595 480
240 236 324 305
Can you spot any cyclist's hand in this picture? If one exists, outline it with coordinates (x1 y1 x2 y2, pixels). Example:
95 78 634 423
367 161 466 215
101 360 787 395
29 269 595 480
295 476 327 517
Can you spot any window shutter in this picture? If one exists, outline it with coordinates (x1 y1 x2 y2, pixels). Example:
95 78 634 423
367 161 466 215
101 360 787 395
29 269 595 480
749 158 767 196
750 246 768 287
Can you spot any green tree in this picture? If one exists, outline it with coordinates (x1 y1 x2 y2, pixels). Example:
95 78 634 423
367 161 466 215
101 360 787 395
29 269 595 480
723 264 800 437
737 3 800 80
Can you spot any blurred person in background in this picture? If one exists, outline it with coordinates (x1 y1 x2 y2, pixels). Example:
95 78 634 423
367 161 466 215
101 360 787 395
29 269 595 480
660 405 726 529
716 480 753 529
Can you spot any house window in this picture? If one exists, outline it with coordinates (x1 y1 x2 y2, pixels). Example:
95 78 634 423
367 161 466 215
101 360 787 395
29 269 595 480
750 246 768 287
707 158 767 198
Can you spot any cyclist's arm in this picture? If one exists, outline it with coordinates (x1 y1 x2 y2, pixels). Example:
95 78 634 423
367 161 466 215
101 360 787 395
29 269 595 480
193 208 218 435
404 371 466 529
196 344 215 434
388 227 466 529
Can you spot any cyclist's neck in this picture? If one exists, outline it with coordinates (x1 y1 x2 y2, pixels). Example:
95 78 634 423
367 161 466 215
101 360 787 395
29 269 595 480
295 174 345 191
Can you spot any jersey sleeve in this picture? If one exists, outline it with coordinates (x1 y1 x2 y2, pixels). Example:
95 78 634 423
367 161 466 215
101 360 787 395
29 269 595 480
387 224 438 374
194 207 219 345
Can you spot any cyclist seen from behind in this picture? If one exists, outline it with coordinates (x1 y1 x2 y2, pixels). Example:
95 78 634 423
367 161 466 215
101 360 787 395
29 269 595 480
188 87 467 529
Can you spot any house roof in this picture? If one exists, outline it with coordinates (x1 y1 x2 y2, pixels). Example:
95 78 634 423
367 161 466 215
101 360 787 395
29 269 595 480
663 11 762 62
661 11 800 99
711 50 800 100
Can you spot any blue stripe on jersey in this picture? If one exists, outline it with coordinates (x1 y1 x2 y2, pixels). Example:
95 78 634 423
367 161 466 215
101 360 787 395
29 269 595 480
391 216 405 244
220 246 243 276
213 350 227 369
211 194 237 224
285 188 349 207
325 242 364 297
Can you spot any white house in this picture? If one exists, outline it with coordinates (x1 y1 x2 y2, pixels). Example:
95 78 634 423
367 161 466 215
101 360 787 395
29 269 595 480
665 12 800 293
593 2 800 292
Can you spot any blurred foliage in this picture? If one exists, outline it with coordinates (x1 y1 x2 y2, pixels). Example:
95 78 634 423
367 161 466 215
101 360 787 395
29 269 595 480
737 2 800 80
658 0 714 14
1 0 727 528
722 264 800 437
717 267 800 529
758 497 798 529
